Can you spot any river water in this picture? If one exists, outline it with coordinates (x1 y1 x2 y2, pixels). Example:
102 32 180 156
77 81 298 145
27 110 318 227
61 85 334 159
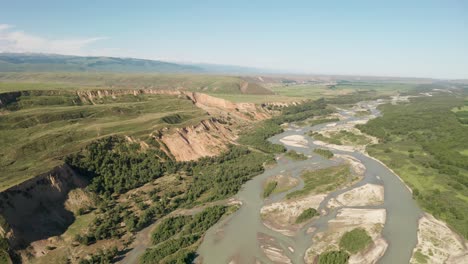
197 100 422 264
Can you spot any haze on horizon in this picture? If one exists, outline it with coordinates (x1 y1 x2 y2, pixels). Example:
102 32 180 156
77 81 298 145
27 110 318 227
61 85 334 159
0 0 467 79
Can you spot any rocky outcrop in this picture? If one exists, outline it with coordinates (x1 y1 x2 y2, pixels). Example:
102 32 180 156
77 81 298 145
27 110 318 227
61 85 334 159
0 165 88 249
158 118 237 161
76 89 272 121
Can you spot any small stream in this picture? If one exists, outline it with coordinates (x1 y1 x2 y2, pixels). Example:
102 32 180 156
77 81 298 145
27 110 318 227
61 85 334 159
197 100 422 264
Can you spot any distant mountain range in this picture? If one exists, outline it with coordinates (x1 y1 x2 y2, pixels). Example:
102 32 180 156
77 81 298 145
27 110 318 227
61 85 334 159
0 53 276 74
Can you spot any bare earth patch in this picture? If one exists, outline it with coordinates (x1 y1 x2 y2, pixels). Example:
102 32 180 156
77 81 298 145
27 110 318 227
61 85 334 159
305 208 387 264
261 194 326 236
279 135 308 148
410 213 468 264
328 184 384 208
258 232 292 264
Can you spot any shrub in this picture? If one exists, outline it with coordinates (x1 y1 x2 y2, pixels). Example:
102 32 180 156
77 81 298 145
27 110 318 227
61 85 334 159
339 228 372 254
295 208 318 223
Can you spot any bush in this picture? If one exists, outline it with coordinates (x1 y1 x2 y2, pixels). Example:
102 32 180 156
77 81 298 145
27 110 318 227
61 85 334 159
295 208 318 223
313 148 334 159
285 150 308 160
263 181 278 198
318 250 350 264
339 228 372 254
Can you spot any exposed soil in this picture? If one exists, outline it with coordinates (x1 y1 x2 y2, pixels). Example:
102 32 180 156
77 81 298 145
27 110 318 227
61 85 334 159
305 208 387 264
328 184 384 208
410 213 468 264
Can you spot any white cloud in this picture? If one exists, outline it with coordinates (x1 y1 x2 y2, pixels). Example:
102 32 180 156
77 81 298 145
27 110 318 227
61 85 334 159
0 24 106 55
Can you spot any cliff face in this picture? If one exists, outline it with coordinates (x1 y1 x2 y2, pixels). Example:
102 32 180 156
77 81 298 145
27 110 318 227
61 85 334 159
184 92 271 120
159 118 237 161
0 165 88 248
76 88 272 121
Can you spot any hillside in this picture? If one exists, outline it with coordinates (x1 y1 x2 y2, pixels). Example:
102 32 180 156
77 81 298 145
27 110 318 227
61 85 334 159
0 53 204 73
0 72 275 95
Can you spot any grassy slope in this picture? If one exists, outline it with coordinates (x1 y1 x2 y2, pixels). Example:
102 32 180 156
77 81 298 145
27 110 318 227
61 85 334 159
0 92 207 191
0 72 273 95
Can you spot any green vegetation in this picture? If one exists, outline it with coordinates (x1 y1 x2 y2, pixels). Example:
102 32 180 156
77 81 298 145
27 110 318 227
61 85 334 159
78 247 118 264
452 100 468 125
309 132 342 145
66 139 270 238
142 206 229 264
339 228 372 254
358 95 468 238
151 216 191 245
0 91 206 191
238 120 286 153
0 72 273 95
239 98 332 153
295 208 318 223
270 81 406 102
0 237 10 264
413 249 429 264
0 53 202 73
287 165 351 199
309 130 372 146
306 117 340 126
285 150 307 160
185 146 272 204
313 148 334 159
263 181 278 198
66 136 173 196
318 250 350 264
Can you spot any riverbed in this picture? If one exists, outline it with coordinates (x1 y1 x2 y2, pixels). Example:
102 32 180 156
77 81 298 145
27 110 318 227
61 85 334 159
196 99 422 263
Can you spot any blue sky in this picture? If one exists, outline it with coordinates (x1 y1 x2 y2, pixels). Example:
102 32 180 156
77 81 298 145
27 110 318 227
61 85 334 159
0 0 467 79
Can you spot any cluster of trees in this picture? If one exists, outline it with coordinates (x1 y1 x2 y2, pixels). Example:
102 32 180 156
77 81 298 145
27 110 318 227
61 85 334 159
358 95 468 238
152 216 190 245
78 247 118 264
318 250 350 264
66 136 176 196
295 208 318 224
339 228 372 254
183 146 272 204
238 120 286 153
317 228 372 264
142 206 227 263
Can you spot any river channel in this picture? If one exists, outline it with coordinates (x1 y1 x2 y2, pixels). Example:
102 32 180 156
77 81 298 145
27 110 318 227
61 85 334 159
197 99 422 264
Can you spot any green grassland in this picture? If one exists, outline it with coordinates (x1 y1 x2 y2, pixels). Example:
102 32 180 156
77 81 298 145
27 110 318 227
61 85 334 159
358 95 468 238
287 164 352 199
0 92 207 191
0 72 273 95
271 81 418 101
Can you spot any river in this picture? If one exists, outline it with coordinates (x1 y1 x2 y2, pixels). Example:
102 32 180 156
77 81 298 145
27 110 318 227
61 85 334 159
197 99 422 264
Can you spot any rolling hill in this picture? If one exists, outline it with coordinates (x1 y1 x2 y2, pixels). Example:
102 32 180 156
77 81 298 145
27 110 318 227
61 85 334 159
0 53 204 73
